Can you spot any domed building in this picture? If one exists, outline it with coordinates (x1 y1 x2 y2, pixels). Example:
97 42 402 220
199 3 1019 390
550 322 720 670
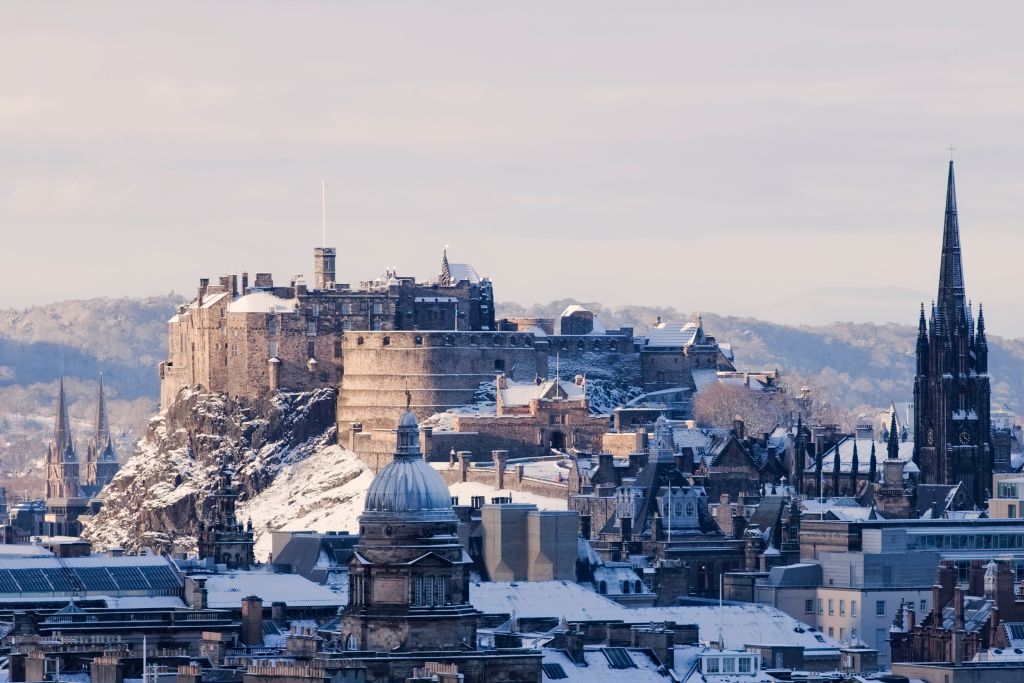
339 409 478 652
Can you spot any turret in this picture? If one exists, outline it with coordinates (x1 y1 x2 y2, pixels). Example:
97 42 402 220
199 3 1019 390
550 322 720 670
975 304 988 373
916 304 929 376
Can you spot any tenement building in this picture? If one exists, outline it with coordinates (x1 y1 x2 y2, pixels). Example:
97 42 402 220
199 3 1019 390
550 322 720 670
913 161 997 503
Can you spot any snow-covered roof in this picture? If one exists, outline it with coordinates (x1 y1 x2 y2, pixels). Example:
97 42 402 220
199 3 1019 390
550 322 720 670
814 437 914 473
204 571 344 608
557 305 607 336
541 646 664 682
448 263 480 284
0 545 52 558
227 292 298 314
645 322 701 349
500 379 585 407
470 581 838 650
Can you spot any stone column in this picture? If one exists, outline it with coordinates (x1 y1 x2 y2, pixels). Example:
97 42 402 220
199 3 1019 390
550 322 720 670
493 450 509 489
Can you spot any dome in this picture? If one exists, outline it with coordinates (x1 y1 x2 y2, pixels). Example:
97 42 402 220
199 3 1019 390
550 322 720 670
361 409 456 522
363 458 456 522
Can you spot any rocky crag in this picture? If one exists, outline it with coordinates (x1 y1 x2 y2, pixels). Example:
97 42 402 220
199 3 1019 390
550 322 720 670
82 387 343 556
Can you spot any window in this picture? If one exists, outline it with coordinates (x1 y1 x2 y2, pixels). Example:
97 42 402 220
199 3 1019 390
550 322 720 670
372 303 383 315
851 628 857 641
438 576 447 605
828 599 834 615
346 634 358 651
920 599 927 612
268 317 279 335
307 341 316 358
840 599 845 616
334 341 342 358
876 600 886 616
818 599 823 615
1011 504 1018 518
342 321 352 330
704 658 719 674
307 320 317 336
424 576 434 606
686 503 695 516
311 304 320 317
341 303 353 315
738 657 751 673
851 600 857 617
840 627 845 641
722 657 735 673
805 599 814 614
413 576 423 605
828 627 834 638
268 341 279 358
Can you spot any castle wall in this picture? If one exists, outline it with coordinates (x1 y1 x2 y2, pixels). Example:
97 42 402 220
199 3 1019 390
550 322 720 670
337 331 548 437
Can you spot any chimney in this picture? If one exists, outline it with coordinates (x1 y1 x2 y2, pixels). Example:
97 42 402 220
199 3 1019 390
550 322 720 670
907 605 916 631
198 278 209 306
938 561 956 608
994 561 1016 616
565 628 585 665
733 419 745 440
969 560 985 596
242 271 249 293
241 595 264 646
954 585 965 631
230 274 238 297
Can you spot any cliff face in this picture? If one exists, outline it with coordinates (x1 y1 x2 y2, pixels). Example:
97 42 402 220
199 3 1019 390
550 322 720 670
82 387 339 555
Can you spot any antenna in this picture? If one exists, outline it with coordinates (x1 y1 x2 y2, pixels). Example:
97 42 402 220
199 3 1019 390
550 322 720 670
321 179 327 247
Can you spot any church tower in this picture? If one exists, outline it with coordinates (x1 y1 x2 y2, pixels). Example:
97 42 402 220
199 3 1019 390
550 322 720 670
84 376 120 489
46 377 81 500
339 408 477 653
913 161 993 503
197 454 255 569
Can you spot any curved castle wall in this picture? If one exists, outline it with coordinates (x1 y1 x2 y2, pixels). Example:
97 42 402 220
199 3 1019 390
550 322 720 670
337 331 549 434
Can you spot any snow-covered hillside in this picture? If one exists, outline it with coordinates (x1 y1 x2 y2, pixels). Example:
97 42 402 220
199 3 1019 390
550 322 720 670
83 387 569 562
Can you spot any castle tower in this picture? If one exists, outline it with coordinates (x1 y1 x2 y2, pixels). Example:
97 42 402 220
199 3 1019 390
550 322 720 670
197 454 255 569
913 161 993 503
84 375 119 488
46 377 81 500
313 246 337 290
339 409 477 653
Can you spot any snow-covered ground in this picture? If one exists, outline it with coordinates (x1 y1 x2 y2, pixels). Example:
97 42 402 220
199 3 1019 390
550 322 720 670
237 445 374 560
238 445 568 561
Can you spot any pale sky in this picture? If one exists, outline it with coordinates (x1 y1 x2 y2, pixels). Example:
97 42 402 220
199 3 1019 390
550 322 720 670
2 3 1023 335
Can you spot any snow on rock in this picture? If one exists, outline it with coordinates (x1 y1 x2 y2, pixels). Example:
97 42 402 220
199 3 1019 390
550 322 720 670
238 445 374 561
82 386 569 562
82 387 337 555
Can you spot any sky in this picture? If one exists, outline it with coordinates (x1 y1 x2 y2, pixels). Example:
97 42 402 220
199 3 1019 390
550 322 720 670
1 3 1023 335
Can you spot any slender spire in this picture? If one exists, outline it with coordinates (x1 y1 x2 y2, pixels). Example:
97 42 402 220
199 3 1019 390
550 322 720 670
868 441 878 483
977 303 987 342
439 246 453 286
850 440 859 492
918 303 927 335
887 412 900 460
937 160 968 326
95 374 110 452
53 376 73 456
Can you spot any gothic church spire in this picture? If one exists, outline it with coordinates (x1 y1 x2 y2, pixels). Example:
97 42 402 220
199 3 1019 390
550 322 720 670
937 161 967 327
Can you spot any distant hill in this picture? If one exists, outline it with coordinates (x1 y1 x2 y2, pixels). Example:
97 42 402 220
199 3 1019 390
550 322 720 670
1 295 1020 495
0 295 183 491
499 301 1024 421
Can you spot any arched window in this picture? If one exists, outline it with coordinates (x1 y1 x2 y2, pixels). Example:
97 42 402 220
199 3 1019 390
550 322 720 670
346 634 359 651
598 580 607 594
686 503 695 516
634 580 643 594
622 581 630 594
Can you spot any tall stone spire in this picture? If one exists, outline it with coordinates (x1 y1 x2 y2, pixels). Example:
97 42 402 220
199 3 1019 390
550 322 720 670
438 248 453 286
53 376 73 457
937 161 967 327
94 374 110 454
887 412 900 460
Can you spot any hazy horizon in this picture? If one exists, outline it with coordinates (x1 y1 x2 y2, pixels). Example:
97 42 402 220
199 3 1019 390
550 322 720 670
2 3 1023 334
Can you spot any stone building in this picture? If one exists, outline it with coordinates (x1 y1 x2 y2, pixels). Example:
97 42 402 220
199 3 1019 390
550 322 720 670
197 455 255 569
160 249 497 410
913 161 996 503
339 409 478 652
640 315 735 393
